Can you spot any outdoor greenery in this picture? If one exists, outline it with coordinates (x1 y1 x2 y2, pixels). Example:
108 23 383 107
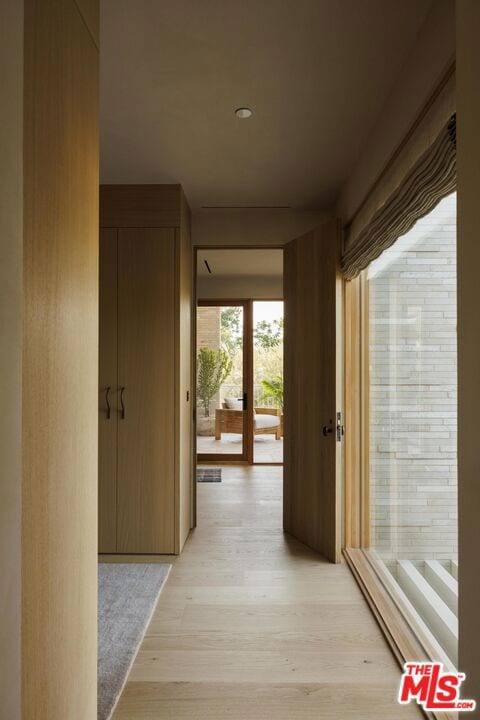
254 318 283 349
220 306 242 355
261 375 284 409
197 347 232 417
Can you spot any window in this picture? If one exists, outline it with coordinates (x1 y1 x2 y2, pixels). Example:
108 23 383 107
346 193 458 667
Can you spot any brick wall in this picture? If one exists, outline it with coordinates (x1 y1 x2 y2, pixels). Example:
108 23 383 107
369 193 457 563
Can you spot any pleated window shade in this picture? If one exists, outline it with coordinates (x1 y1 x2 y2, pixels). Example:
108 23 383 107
341 70 456 279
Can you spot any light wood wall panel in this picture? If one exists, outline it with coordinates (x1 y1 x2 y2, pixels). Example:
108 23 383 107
176 191 193 550
0 2 23 718
100 184 181 228
98 229 118 552
116 229 176 554
22 0 99 718
344 277 361 548
75 0 99 46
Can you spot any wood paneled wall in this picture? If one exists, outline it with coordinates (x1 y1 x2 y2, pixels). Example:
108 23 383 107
22 1 99 718
177 191 193 549
0 2 23 718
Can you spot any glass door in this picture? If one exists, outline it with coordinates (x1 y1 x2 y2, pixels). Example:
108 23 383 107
253 301 284 464
196 302 249 461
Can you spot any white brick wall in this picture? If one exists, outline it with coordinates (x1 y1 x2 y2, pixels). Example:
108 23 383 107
369 193 457 563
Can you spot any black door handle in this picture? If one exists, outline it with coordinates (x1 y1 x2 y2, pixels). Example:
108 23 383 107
322 421 333 437
120 386 125 419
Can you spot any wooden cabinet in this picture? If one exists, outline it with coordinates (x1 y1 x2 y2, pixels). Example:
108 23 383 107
99 185 192 555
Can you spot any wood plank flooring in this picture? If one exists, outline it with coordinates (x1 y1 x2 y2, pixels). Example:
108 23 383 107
112 465 421 719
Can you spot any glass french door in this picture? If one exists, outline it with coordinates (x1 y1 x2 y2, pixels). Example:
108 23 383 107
253 301 284 464
196 301 250 461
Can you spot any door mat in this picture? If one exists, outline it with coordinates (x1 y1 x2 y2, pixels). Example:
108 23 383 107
197 467 222 482
98 563 171 720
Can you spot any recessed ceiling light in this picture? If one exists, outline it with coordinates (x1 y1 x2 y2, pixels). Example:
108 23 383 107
235 107 253 119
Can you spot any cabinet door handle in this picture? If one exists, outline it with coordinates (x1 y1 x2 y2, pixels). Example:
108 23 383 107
120 386 125 419
105 386 111 420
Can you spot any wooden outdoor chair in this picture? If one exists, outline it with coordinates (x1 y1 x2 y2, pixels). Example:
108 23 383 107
215 401 282 440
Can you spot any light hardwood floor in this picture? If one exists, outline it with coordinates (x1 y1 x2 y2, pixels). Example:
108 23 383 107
113 466 421 719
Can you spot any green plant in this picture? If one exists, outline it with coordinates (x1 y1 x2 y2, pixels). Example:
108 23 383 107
220 306 243 356
254 318 283 349
197 347 233 417
261 375 284 409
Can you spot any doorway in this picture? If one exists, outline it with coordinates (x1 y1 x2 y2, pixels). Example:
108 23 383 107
195 247 284 468
194 224 342 563
195 297 284 465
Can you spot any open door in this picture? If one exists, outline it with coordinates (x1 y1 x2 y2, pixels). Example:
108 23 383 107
283 221 342 562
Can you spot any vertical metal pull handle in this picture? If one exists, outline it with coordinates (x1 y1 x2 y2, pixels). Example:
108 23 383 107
120 386 125 419
105 386 111 419
242 392 248 411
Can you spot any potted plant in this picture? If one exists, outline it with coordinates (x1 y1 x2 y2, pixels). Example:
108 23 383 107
197 347 233 434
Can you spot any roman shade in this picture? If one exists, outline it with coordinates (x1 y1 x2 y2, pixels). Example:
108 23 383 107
341 67 456 279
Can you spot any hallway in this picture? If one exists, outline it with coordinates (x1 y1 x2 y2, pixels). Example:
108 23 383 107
113 466 421 719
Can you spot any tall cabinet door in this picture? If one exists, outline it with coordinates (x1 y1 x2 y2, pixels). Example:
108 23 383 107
99 229 118 552
117 228 176 553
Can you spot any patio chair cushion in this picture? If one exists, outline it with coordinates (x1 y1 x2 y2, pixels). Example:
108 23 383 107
254 413 280 430
224 397 243 410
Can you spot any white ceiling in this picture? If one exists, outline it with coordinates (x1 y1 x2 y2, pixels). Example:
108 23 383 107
197 249 283 277
100 0 433 210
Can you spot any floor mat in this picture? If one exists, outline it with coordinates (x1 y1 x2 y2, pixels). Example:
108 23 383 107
98 562 171 720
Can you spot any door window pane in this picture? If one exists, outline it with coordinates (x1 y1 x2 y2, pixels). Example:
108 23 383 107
196 305 245 456
253 301 284 463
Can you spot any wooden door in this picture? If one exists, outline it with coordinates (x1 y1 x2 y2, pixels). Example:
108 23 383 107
117 228 176 553
98 229 118 552
283 221 342 562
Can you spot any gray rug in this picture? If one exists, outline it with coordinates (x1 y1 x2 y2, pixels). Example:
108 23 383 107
98 563 171 720
197 467 222 482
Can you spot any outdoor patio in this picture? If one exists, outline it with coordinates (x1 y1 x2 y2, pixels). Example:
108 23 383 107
197 433 283 463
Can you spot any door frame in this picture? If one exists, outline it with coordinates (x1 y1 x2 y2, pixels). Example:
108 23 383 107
192 245 284 471
196 296 285 467
192 241 342 556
